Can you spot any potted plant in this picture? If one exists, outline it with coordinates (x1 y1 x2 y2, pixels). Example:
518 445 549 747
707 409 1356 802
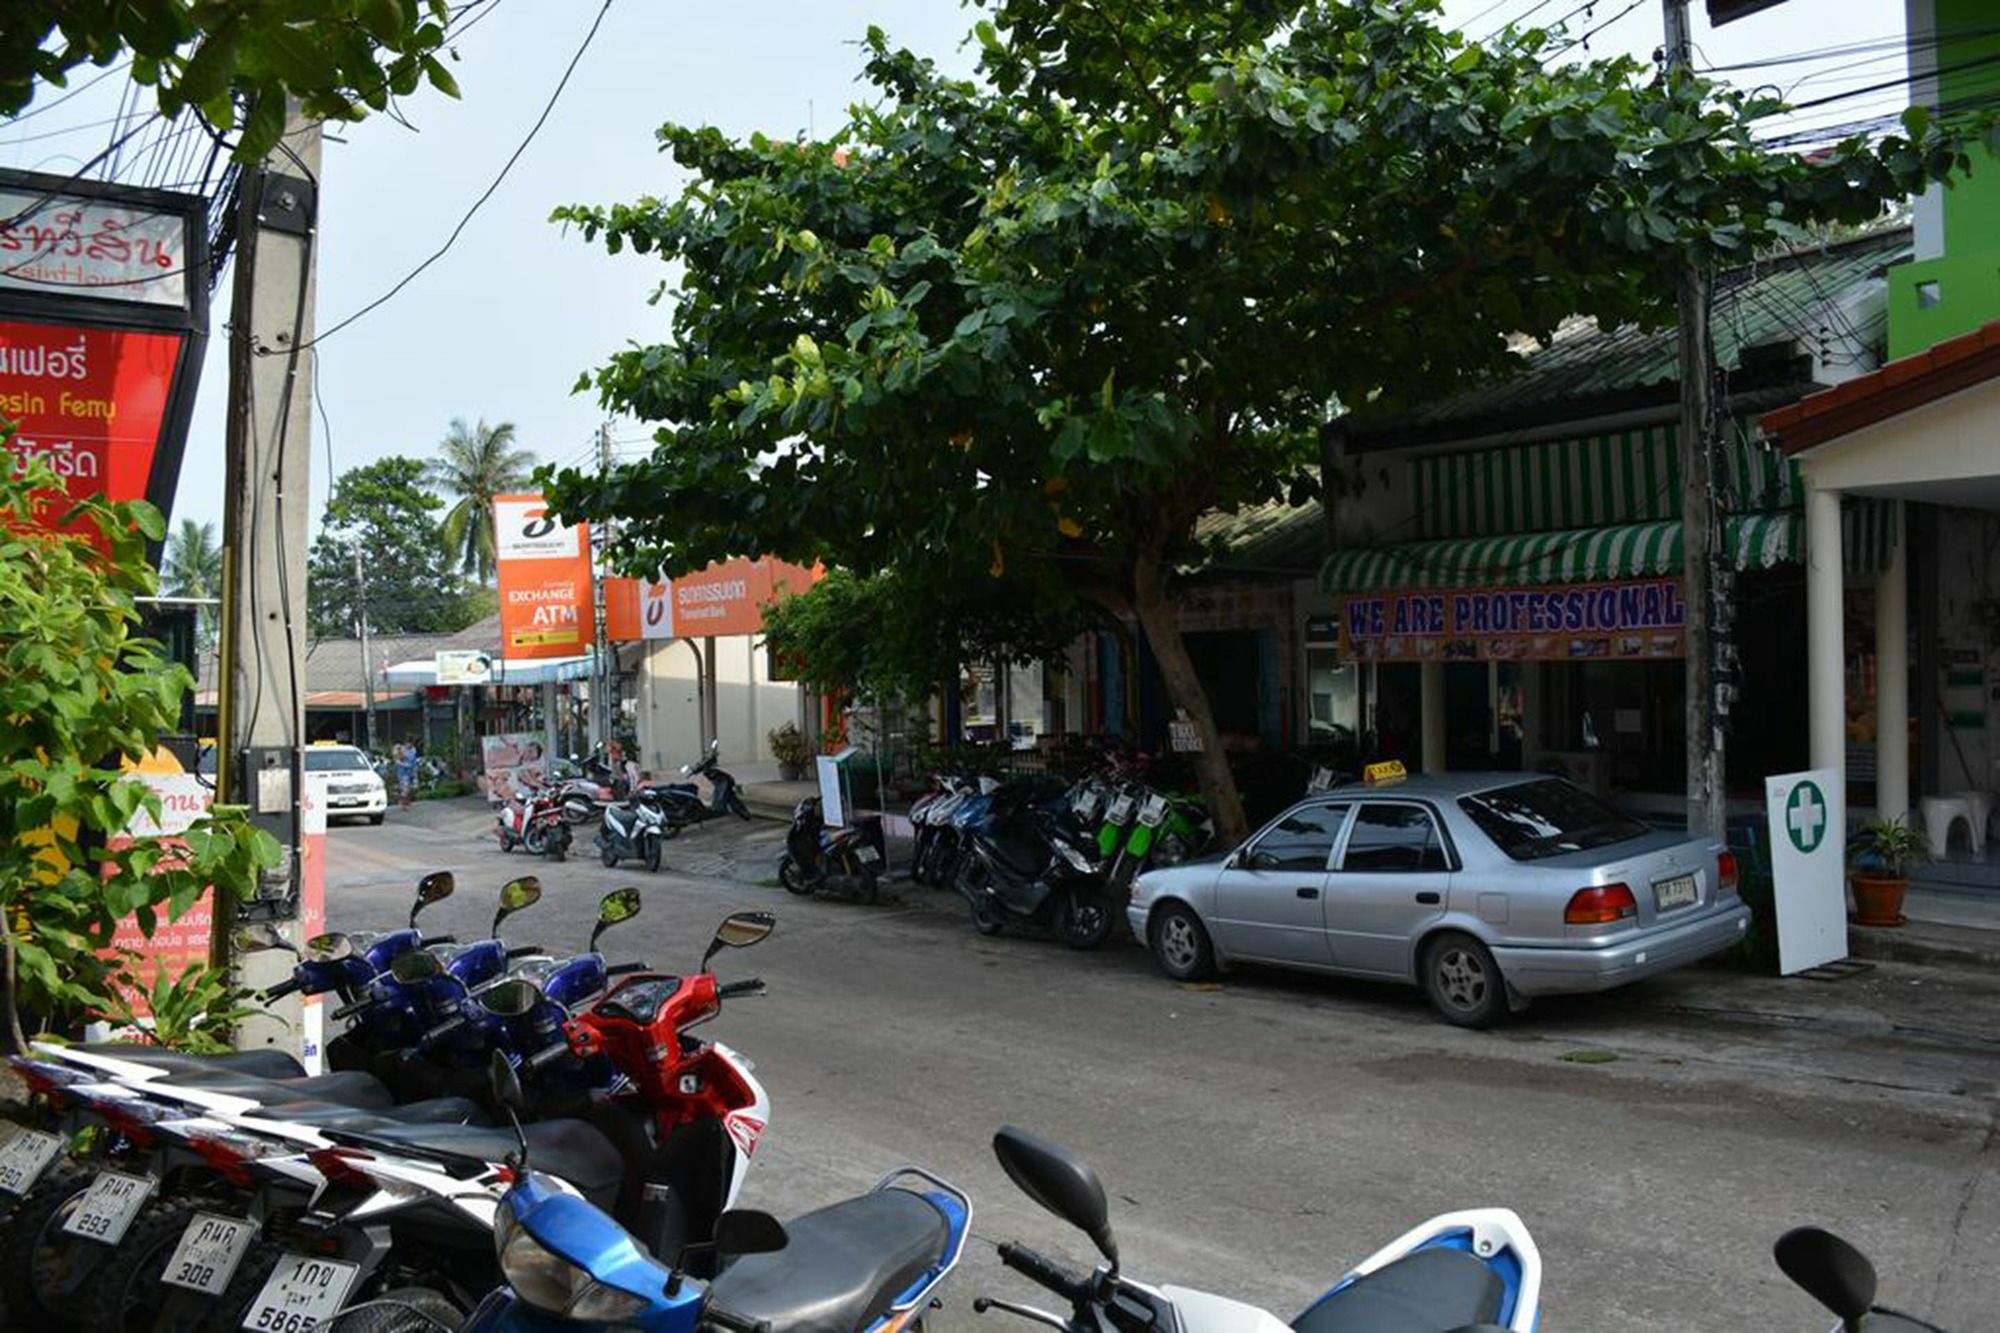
1850 818 1932 928
767 722 813 782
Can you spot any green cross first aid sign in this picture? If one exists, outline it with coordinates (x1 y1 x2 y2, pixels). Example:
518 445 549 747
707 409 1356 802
1765 769 1845 974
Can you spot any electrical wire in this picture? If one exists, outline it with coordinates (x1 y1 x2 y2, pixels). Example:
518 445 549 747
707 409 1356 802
278 0 614 358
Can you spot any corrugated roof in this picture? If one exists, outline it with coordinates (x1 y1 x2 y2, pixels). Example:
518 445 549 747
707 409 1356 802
196 614 504 695
1347 226 1912 443
1190 496 1323 577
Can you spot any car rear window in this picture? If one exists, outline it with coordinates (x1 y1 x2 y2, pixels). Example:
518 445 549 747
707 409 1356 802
305 748 371 773
1458 778 1647 862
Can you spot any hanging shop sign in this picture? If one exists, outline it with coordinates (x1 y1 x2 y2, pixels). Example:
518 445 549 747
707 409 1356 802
0 170 210 538
493 493 593 660
1339 577 1687 662
435 649 493 686
603 558 821 642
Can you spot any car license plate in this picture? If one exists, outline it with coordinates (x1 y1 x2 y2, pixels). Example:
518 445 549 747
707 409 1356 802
243 1254 360 1331
62 1167 154 1244
163 1212 257 1295
1654 874 1699 911
856 845 881 863
0 1128 62 1194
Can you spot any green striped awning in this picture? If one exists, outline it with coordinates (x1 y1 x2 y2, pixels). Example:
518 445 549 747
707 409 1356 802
1319 512 1800 592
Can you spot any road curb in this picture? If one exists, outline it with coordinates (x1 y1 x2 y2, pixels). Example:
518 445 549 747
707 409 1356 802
1849 921 2000 969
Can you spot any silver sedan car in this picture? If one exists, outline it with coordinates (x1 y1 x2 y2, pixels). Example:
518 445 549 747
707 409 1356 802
1127 771 1751 1026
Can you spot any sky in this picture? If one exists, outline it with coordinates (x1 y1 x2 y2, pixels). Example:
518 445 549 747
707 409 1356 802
1 1 1920 535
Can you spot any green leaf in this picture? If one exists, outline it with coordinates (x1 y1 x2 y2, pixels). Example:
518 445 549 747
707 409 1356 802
423 53 461 99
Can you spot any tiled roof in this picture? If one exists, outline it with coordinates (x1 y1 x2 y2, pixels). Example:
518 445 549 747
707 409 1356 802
1762 319 2000 454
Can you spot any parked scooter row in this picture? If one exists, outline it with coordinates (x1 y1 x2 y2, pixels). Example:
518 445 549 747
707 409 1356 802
0 872 779 1332
498 742 750 869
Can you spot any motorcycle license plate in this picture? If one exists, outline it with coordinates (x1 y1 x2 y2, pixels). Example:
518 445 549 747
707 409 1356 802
62 1167 154 1244
1138 794 1169 827
243 1254 360 1331
163 1211 257 1295
856 845 881 863
0 1127 61 1195
1105 796 1134 824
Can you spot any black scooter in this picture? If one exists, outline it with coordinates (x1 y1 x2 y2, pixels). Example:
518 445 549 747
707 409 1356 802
648 740 750 833
954 793 1115 949
779 796 887 903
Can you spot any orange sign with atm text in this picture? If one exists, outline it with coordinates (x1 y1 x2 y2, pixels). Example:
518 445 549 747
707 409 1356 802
493 493 593 660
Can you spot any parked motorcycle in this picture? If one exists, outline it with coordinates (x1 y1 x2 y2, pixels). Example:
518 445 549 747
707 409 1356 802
973 1125 1543 1333
598 791 671 872
496 785 575 860
459 1053 971 1333
954 792 1115 949
647 740 750 833
1774 1225 1947 1332
779 796 886 902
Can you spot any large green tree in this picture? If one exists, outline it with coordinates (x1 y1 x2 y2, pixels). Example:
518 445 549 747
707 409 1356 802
544 0 1984 841
3 1 464 160
308 455 472 638
430 417 536 584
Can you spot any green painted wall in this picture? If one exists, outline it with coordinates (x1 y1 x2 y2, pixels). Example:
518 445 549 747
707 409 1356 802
1887 0 2000 358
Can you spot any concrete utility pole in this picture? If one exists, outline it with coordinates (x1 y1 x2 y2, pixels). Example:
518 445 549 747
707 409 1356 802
591 421 613 751
213 106 321 1054
353 548 377 753
1664 0 1728 841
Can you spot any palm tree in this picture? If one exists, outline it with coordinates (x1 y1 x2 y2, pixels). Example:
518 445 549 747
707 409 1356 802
162 518 222 649
430 418 536 583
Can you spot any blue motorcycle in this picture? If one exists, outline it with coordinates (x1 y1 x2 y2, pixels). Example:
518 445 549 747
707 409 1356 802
457 1056 972 1333
251 869 460 1007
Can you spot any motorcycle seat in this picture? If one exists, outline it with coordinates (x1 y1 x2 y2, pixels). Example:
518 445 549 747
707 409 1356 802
155 1069 397 1110
243 1095 486 1131
354 1119 624 1209
73 1043 307 1080
705 1189 949 1333
1290 1247 1505 1333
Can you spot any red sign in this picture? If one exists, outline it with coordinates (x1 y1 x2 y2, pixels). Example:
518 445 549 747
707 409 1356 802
493 493 594 659
610 558 820 641
0 318 182 517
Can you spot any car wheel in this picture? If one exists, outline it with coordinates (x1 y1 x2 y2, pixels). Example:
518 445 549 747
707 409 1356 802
1423 932 1506 1028
1057 890 1114 951
1149 902 1216 980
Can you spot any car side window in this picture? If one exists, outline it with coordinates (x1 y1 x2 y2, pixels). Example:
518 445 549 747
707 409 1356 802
1341 804 1448 873
1244 803 1349 872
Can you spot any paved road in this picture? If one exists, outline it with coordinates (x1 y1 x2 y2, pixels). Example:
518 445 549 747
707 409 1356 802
324 802 2000 1330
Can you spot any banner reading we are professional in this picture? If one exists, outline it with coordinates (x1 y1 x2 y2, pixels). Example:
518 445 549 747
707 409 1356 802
493 493 592 660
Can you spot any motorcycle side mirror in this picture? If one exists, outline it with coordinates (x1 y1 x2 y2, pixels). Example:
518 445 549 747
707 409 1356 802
1773 1227 1877 1329
488 1050 529 1168
701 910 775 970
479 978 543 1018
494 876 543 936
305 932 355 962
590 888 643 951
708 739 720 755
713 1209 788 1259
411 871 455 927
390 949 444 983
232 922 296 956
993 1125 1119 1270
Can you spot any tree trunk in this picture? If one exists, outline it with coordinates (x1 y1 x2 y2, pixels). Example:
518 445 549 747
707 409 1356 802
1130 555 1249 845
2 928 24 1054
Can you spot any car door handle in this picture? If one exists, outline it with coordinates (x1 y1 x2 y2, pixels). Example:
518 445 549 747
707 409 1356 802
1296 886 1320 900
1415 891 1441 905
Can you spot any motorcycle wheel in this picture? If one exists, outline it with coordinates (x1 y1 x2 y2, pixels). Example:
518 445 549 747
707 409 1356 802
777 854 814 896
76 1194 233 1333
0 1158 106 1325
196 1241 283 1333
599 842 619 868
642 836 662 874
521 824 550 857
857 866 880 906
957 862 1004 936
325 1287 465 1332
1058 889 1115 950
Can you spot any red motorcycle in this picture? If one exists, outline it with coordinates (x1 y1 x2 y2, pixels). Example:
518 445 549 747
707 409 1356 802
494 785 573 860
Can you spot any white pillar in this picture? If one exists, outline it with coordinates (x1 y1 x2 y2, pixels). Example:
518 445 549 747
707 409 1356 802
1420 660 1447 774
1874 500 1909 823
1806 483 1846 774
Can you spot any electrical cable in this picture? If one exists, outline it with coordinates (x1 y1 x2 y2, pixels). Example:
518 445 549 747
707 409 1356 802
278 0 614 358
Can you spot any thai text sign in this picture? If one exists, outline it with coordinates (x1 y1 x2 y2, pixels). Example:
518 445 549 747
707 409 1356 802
493 493 592 660
1341 577 1687 662
1 318 182 513
612 558 819 641
0 190 189 308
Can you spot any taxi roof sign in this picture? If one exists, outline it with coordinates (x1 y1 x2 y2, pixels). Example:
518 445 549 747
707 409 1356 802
1363 759 1407 786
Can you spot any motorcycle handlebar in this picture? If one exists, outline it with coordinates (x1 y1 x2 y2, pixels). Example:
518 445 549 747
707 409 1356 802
998 1243 1093 1306
605 962 648 977
260 977 302 1002
526 1040 571 1071
420 935 457 947
331 996 378 1022
505 945 544 959
716 978 765 1000
421 1016 466 1046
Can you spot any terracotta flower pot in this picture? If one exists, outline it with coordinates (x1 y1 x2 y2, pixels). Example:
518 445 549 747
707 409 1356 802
1850 872 1908 928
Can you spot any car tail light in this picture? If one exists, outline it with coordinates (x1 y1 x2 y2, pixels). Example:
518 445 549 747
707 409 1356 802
1564 884 1637 925
1717 850 1739 894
